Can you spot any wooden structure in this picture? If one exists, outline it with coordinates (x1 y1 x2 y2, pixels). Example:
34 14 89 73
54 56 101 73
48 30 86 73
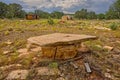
26 14 39 20
27 33 97 60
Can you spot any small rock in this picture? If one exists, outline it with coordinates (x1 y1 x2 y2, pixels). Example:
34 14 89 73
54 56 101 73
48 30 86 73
5 41 12 45
0 64 22 70
103 46 114 51
106 69 111 73
18 53 29 57
37 67 60 76
17 48 28 53
6 70 28 80
3 51 10 55
31 47 42 52
104 73 114 79
18 48 29 57
56 77 65 80
94 26 111 30
116 41 120 44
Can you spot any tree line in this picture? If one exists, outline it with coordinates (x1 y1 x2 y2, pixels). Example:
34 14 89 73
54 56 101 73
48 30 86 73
0 0 120 19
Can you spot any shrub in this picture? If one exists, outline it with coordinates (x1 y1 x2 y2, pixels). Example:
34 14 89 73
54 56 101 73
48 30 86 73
109 23 118 30
47 17 54 25
4 30 10 35
48 62 58 68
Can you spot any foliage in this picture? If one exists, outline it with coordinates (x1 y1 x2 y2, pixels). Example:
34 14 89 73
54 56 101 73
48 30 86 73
35 9 50 19
97 14 105 19
106 0 120 19
0 2 8 18
47 17 54 25
51 11 64 19
48 62 58 68
0 2 26 18
109 23 118 30
74 9 88 19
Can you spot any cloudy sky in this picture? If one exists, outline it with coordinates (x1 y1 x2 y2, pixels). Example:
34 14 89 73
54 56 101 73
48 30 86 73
1 0 115 13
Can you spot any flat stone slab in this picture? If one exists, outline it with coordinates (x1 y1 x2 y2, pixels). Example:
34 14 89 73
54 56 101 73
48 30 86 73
28 33 97 46
27 33 97 59
6 70 28 80
37 67 60 76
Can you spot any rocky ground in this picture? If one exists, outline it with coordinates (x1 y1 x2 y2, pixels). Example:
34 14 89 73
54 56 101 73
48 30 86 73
0 19 120 80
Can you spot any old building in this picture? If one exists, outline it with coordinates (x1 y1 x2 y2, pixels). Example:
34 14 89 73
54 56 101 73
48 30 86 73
26 14 39 20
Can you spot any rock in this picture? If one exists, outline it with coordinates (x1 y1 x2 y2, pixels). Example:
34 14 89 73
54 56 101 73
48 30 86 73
77 43 90 53
31 47 42 53
56 45 77 59
0 64 22 71
56 77 65 80
94 26 111 30
3 51 11 55
6 70 28 80
17 48 28 53
17 48 29 57
5 40 12 45
113 48 120 54
70 62 78 69
104 73 114 79
37 67 60 76
103 46 114 51
27 33 97 59
116 41 120 44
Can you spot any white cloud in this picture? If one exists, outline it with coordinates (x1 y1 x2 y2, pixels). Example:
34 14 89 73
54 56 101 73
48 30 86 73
19 0 114 13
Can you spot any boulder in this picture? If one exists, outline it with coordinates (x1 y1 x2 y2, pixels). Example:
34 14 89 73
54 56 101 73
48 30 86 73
27 33 97 59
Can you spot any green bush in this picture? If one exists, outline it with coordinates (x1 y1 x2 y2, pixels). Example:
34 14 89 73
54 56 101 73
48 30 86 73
109 23 118 30
47 17 54 25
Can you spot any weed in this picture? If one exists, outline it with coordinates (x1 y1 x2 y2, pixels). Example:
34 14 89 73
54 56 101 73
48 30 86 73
48 62 58 68
47 17 54 25
4 30 10 35
109 23 118 30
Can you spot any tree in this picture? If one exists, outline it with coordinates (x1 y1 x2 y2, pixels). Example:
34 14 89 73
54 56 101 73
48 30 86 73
51 11 64 19
0 2 8 18
87 11 97 19
106 0 120 19
97 13 105 19
7 3 25 18
35 9 50 18
74 9 88 19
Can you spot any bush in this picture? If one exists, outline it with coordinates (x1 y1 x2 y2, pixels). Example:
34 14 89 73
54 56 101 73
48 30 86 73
109 23 118 30
4 30 10 35
48 17 54 25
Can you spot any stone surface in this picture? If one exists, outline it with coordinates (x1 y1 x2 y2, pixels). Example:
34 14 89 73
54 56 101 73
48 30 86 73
37 67 60 76
27 33 96 59
17 48 29 57
94 26 111 30
6 70 28 80
17 48 28 53
31 47 42 52
3 51 11 55
0 64 22 71
5 40 12 45
56 77 65 80
103 46 114 51
27 33 97 46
